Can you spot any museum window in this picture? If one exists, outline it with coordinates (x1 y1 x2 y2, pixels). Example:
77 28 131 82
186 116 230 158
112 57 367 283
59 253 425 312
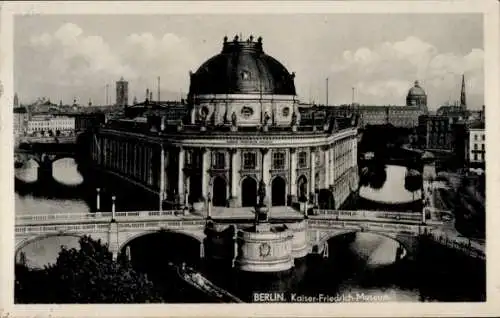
481 144 485 151
213 152 226 169
474 135 478 141
474 154 478 161
273 152 286 170
298 151 308 168
243 152 257 170
482 134 485 141
474 144 478 150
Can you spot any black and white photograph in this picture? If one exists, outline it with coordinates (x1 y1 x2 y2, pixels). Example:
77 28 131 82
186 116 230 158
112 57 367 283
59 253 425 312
2 1 498 315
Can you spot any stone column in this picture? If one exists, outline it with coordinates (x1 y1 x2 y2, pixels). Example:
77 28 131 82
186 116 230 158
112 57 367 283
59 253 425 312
289 148 297 200
201 147 210 201
229 148 239 207
324 145 330 188
178 147 185 201
108 221 119 261
133 144 137 178
261 148 270 193
333 142 337 183
159 145 166 210
148 146 153 186
310 147 316 194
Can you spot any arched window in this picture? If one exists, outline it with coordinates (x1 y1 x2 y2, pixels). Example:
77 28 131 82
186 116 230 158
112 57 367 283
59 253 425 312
298 151 307 168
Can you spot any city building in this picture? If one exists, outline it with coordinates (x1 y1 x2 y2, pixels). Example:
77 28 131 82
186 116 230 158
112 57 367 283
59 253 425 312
91 35 359 211
26 115 75 136
13 107 28 136
324 81 429 128
417 115 454 151
467 121 485 169
116 77 129 107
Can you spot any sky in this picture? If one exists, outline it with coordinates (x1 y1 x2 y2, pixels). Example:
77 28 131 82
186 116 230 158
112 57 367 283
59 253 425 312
14 14 484 110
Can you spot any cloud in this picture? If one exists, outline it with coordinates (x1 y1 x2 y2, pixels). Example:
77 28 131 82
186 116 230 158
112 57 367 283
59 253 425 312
26 23 198 103
330 36 484 107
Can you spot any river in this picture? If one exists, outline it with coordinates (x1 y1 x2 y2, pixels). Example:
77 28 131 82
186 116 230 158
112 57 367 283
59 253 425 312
15 160 484 302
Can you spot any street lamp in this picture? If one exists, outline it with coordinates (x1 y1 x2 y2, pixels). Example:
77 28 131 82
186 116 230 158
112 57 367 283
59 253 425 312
111 195 116 221
96 188 101 212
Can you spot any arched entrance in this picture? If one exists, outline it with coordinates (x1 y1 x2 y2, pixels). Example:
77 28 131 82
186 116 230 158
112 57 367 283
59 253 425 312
241 177 257 207
271 176 286 206
212 177 227 207
297 175 308 202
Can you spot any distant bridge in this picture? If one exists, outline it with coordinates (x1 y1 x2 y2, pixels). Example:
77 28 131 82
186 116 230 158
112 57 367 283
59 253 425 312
15 209 484 267
17 135 77 144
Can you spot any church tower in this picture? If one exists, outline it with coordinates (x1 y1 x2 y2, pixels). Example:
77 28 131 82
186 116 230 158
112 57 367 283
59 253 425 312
13 93 19 108
460 74 467 110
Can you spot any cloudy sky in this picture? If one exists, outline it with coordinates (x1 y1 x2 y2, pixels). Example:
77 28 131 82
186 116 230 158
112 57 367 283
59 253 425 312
15 14 484 110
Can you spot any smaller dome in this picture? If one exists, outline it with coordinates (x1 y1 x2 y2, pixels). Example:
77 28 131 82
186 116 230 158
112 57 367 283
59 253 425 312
406 80 427 106
408 80 426 96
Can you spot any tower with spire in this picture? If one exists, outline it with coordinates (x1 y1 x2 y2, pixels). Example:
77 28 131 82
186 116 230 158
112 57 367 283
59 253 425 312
13 93 19 108
460 74 467 110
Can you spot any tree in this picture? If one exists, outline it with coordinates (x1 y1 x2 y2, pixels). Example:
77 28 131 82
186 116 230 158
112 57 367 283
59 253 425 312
15 236 163 303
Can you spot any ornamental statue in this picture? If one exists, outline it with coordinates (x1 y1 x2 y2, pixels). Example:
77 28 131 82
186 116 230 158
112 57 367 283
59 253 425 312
231 111 237 126
258 179 266 206
200 109 208 124
291 111 297 126
263 112 270 126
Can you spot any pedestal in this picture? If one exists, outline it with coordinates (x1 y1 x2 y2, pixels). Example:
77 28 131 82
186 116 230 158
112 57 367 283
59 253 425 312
228 196 239 207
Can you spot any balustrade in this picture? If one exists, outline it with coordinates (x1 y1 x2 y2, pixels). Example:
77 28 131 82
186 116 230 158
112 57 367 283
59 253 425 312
16 210 183 224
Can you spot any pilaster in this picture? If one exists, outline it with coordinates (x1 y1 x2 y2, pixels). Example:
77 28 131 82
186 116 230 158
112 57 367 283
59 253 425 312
178 147 185 201
229 148 239 207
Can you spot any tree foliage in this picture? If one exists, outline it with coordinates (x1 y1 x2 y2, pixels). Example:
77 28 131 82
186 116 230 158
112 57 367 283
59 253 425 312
15 235 163 303
404 169 423 193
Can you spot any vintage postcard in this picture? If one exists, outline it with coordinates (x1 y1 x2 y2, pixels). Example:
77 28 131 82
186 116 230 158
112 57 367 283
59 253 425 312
1 1 499 317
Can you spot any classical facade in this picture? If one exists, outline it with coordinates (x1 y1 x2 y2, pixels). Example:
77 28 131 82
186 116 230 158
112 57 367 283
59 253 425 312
26 115 75 136
91 35 359 211
321 81 429 128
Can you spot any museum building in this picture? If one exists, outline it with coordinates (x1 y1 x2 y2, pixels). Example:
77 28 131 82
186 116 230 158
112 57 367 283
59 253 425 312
90 35 359 212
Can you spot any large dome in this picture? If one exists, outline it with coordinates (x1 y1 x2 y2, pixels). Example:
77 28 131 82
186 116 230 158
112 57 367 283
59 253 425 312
406 80 427 106
188 35 296 96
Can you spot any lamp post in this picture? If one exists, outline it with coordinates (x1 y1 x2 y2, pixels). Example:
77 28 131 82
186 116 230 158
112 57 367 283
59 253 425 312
96 188 101 212
111 195 116 221
207 192 212 219
207 179 213 219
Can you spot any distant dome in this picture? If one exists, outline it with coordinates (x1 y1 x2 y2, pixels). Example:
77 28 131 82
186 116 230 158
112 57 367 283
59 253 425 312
189 35 296 96
406 80 427 106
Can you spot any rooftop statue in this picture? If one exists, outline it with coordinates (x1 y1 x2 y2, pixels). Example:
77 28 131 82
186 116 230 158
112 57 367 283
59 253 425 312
263 112 270 126
231 111 237 126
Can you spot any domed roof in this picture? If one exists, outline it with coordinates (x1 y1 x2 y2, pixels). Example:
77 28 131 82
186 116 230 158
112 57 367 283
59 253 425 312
407 80 426 97
189 35 296 96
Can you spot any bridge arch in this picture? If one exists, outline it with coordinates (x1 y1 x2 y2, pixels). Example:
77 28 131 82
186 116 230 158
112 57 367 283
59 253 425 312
119 229 204 253
317 228 415 258
15 233 85 265
119 229 205 268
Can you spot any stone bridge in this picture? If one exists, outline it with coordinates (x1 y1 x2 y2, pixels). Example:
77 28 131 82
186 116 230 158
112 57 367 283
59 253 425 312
15 210 441 265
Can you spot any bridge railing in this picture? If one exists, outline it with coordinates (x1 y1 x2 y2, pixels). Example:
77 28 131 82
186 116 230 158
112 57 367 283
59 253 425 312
15 219 207 235
426 231 485 260
307 218 422 235
312 209 422 222
16 210 183 224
